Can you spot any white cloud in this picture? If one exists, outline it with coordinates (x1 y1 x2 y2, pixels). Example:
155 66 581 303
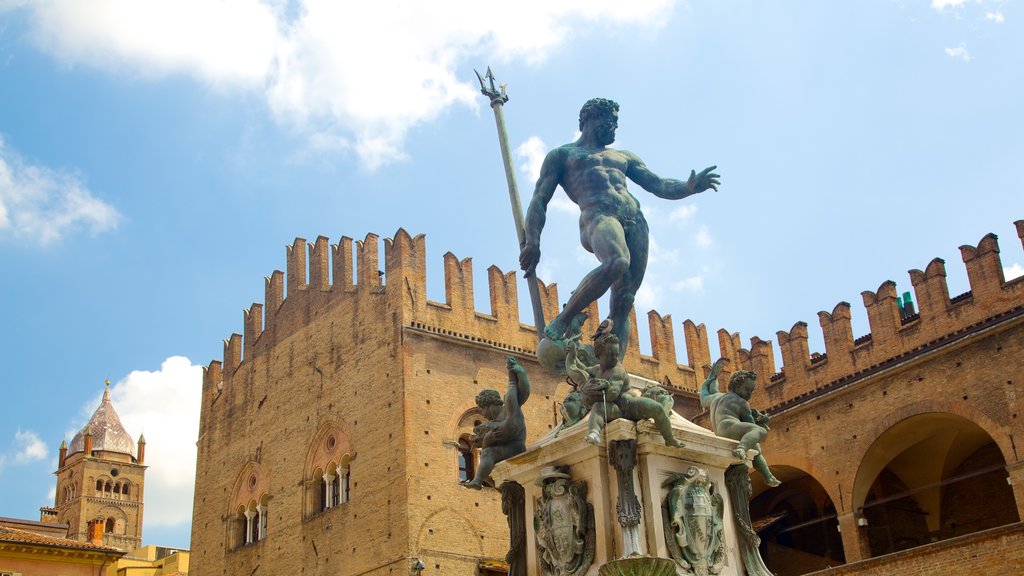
12 429 48 463
672 274 704 292
514 135 582 214
78 356 203 528
27 0 279 85
516 136 547 183
932 0 970 9
669 204 698 223
0 137 120 244
648 234 679 265
5 0 674 170
985 11 1005 23
1005 262 1024 281
945 43 973 62
550 195 579 215
635 283 661 311
694 224 712 248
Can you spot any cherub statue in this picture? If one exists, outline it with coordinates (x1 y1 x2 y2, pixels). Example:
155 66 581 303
699 359 780 487
460 357 531 489
552 390 589 437
565 322 682 447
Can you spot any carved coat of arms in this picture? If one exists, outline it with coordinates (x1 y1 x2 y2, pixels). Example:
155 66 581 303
663 466 726 576
534 466 595 576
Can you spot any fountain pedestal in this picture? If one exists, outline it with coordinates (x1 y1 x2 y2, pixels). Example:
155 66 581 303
494 412 758 576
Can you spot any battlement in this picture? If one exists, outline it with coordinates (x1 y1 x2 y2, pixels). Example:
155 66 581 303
204 221 1024 408
204 229 737 398
755 220 1024 409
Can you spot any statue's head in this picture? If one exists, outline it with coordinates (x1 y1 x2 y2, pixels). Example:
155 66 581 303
579 98 619 145
560 391 587 426
475 389 504 420
642 385 674 415
727 370 758 398
593 331 620 366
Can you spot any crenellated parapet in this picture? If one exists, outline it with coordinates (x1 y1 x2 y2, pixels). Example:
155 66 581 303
205 229 725 401
203 221 1024 410
757 221 1024 410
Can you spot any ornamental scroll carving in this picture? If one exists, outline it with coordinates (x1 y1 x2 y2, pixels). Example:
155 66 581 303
534 466 595 576
662 466 726 576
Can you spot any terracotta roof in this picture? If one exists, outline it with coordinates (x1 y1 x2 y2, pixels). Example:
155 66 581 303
69 383 138 459
0 525 124 553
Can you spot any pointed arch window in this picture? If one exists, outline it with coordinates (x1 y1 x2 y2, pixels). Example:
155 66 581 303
340 465 350 504
457 436 476 482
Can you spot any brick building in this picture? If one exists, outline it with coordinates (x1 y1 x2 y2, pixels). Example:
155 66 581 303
190 221 1024 575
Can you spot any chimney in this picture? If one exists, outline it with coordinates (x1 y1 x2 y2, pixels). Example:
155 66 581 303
83 429 93 456
87 519 104 546
59 439 67 468
137 433 146 464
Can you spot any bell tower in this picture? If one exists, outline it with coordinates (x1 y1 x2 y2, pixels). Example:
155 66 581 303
50 381 147 551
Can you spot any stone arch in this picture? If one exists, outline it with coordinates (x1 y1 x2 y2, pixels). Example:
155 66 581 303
95 474 112 494
303 420 353 477
447 399 484 441
302 421 352 517
414 506 484 559
750 457 847 574
851 409 1018 558
448 403 485 482
851 399 1013 510
96 506 128 536
228 460 270 514
752 451 839 508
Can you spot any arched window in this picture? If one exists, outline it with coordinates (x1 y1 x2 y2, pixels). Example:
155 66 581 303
105 518 115 533
104 482 112 495
339 466 350 504
243 502 257 545
457 436 476 482
238 505 250 547
258 494 269 540
96 480 103 492
113 483 121 495
122 482 130 499
323 463 338 510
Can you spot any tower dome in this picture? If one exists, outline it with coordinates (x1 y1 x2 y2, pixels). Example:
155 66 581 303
68 382 137 460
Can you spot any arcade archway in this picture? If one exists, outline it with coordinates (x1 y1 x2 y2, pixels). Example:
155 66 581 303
750 466 845 575
853 412 1018 557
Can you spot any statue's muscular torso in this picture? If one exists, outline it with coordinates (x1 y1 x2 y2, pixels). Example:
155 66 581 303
555 143 643 247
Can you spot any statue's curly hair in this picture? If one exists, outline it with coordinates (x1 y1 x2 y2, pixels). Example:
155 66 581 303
593 331 620 358
727 370 758 392
579 98 619 131
475 389 503 408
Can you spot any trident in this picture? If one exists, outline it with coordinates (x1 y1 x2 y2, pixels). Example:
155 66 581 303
475 67 546 341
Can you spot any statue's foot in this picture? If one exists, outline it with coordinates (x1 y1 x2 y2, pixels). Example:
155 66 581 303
732 448 747 460
665 437 685 448
543 320 567 342
585 431 602 446
460 479 483 490
766 476 782 488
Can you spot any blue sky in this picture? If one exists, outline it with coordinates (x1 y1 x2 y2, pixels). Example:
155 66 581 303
0 0 1021 549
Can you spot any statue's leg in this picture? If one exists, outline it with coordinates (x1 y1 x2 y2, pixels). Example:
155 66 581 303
630 397 682 448
752 445 781 487
608 218 649 357
737 425 768 454
586 404 606 445
463 451 495 489
551 217 629 338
